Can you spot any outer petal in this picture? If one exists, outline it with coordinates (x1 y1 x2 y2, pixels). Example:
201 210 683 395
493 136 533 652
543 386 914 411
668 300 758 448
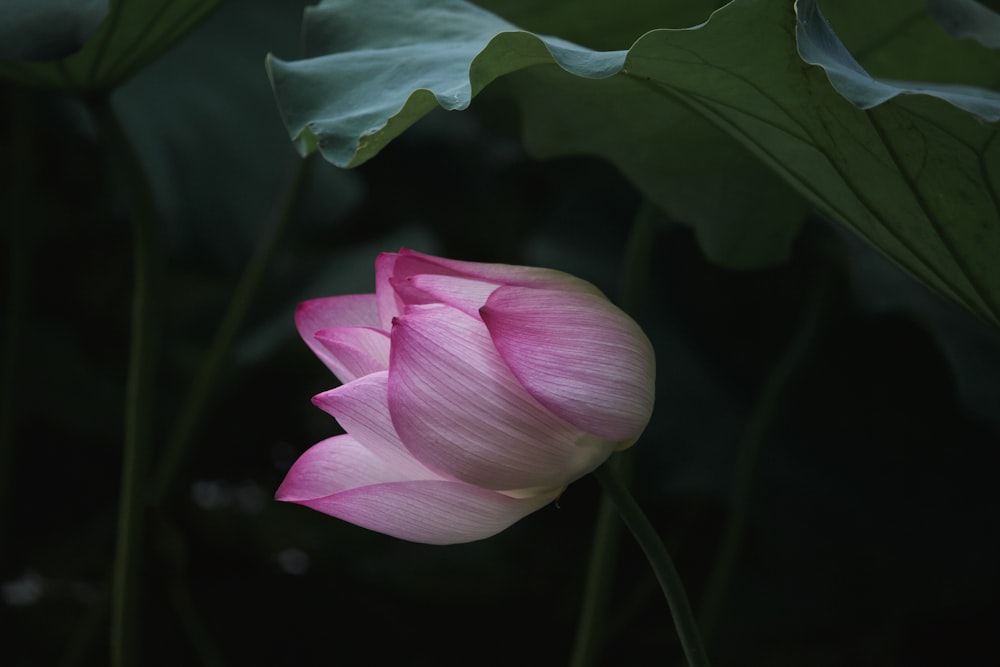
312 371 427 475
480 286 655 442
293 479 559 545
388 304 615 491
296 294 380 333
276 434 424 500
397 248 605 296
296 295 380 375
313 327 390 384
276 431 560 545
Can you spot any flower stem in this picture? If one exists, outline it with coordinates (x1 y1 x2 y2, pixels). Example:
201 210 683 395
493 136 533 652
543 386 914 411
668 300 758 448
619 202 662 319
593 462 710 667
570 456 626 667
91 97 162 667
0 88 34 568
150 156 311 505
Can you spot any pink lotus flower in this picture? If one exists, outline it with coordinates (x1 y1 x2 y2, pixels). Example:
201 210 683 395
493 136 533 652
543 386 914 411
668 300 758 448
277 249 655 544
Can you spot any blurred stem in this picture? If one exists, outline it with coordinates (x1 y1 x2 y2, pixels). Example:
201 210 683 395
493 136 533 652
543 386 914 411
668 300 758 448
92 96 162 667
59 597 110 667
619 201 662 319
0 89 34 568
169 576 226 667
570 202 661 666
150 156 311 505
697 268 834 643
154 514 225 666
594 461 710 667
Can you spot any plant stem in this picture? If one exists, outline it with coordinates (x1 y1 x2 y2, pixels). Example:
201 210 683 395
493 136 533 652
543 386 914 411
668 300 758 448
0 88 34 568
697 268 834 642
594 462 710 667
619 202 662 319
150 156 311 505
92 97 162 667
570 457 626 667
169 575 226 667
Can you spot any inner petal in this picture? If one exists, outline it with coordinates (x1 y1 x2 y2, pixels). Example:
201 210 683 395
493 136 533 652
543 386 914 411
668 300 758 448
314 326 390 384
391 273 499 318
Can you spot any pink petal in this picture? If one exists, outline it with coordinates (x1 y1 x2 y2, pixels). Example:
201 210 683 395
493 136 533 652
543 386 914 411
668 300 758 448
313 326 390 384
480 286 656 442
296 294 380 333
276 431 560 544
375 253 405 331
312 371 427 474
292 479 560 545
276 434 424 500
388 304 616 491
296 295 381 374
375 252 463 329
390 273 499 318
397 248 604 296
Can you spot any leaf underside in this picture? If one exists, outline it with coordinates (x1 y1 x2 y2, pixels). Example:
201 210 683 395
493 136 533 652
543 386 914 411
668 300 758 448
0 0 227 90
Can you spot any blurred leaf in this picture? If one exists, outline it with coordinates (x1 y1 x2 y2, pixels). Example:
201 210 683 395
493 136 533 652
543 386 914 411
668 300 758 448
0 0 226 90
926 0 1000 49
0 0 108 62
113 0 362 261
817 0 999 88
268 0 1000 325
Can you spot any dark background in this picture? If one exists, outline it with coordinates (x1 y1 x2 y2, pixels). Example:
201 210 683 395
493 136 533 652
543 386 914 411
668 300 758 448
2 1 999 665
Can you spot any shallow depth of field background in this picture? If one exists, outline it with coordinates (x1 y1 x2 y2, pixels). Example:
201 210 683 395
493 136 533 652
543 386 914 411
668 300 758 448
2 1 999 665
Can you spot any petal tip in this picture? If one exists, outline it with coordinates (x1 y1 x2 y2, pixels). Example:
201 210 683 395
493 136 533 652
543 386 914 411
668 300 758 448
274 481 296 503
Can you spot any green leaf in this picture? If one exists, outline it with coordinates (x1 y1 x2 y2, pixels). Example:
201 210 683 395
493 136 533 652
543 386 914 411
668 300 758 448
0 0 109 62
0 0 227 90
112 0 362 253
474 0 723 50
797 0 1000 119
926 0 1000 49
503 69 806 269
268 0 1000 326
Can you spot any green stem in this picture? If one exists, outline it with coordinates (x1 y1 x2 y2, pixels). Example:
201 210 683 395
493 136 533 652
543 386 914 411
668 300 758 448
59 597 109 667
150 156 311 505
0 88 34 568
594 462 710 667
169 576 226 667
570 457 626 667
92 97 162 667
697 268 834 642
619 202 662 319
